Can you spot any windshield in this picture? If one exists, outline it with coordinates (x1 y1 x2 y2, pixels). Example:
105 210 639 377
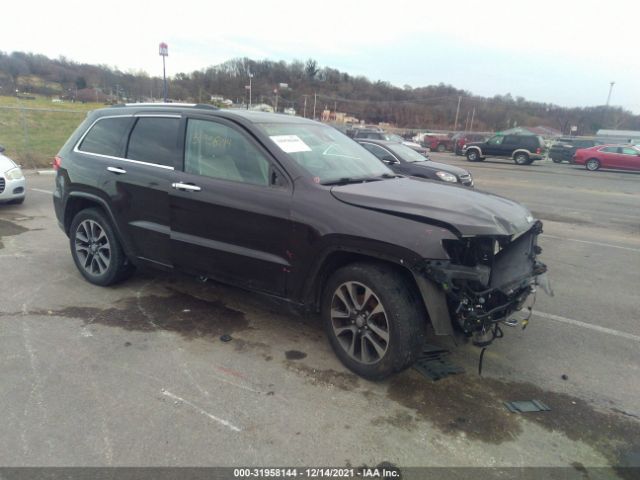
259 123 392 184
383 133 404 143
387 143 428 162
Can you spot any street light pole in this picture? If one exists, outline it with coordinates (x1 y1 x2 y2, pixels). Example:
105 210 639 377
159 42 169 102
605 81 615 107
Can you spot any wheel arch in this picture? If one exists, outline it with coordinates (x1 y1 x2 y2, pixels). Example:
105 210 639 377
64 192 134 258
511 148 532 159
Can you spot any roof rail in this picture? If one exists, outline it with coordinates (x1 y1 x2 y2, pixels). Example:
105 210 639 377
111 102 218 110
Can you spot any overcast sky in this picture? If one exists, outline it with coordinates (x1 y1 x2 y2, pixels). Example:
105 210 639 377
2 0 639 112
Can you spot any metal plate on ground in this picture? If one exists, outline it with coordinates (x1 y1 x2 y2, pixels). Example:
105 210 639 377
413 344 465 381
504 400 551 413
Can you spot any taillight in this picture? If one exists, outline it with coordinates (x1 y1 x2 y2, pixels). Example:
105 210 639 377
53 155 62 170
536 148 541 154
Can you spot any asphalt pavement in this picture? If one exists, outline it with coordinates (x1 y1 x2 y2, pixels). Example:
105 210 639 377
1 159 638 477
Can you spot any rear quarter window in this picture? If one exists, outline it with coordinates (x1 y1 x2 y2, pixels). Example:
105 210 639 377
78 117 133 157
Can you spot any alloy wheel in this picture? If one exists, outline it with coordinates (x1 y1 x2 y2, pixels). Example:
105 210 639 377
74 219 111 276
330 281 390 365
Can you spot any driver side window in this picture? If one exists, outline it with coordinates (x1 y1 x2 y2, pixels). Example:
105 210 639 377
185 119 270 186
488 136 505 145
361 143 397 163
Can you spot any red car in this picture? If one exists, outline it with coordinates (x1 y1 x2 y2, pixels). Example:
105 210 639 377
423 134 453 153
573 144 640 171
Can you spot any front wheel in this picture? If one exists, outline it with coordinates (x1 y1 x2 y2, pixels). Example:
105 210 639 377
69 208 134 286
466 149 480 162
321 263 426 380
585 158 600 171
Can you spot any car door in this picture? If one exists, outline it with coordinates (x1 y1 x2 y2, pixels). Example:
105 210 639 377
500 135 519 157
619 147 640 170
599 146 621 168
76 114 178 267
483 135 505 156
169 115 293 296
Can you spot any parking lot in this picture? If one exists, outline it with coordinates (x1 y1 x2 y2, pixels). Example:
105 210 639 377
1 157 639 474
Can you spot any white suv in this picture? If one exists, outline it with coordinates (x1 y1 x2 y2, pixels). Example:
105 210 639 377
0 146 26 204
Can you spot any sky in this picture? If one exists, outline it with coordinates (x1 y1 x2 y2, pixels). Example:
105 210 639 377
2 0 639 112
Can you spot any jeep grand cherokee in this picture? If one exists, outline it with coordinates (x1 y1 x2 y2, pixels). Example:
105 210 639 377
53 104 550 379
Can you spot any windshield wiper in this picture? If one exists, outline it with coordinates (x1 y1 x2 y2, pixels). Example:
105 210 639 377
321 176 384 186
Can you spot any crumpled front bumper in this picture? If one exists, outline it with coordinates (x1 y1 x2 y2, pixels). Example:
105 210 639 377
416 220 551 345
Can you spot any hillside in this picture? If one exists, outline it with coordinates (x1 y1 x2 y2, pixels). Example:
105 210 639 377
1 51 639 167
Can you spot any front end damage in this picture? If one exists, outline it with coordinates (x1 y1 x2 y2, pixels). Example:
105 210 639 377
414 220 552 347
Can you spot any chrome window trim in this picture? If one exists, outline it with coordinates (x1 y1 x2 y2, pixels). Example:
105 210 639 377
73 114 179 170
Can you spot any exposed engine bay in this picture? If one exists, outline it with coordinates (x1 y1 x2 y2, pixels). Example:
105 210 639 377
417 220 552 347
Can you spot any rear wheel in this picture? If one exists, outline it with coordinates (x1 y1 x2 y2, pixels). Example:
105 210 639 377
514 152 531 165
551 157 563 163
436 143 446 153
585 158 600 171
321 263 426 380
69 208 134 286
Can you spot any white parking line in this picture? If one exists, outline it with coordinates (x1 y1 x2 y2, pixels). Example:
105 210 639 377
541 234 640 253
534 311 640 343
30 188 54 194
161 389 241 432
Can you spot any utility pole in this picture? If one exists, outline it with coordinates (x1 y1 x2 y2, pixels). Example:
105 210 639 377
313 92 317 119
605 81 615 107
469 107 476 132
249 73 253 109
464 111 470 132
454 95 461 131
302 95 309 118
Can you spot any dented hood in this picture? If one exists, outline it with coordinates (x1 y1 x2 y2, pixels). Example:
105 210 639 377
330 177 534 236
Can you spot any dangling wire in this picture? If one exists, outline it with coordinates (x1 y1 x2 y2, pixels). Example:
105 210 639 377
478 347 487 376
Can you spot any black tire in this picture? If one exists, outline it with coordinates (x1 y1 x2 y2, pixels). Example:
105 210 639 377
436 143 446 153
551 157 563 163
9 197 25 204
69 208 134 286
585 158 600 171
466 149 481 162
514 152 531 165
321 262 426 380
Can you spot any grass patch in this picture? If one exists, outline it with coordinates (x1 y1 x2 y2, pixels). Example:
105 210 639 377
0 95 102 168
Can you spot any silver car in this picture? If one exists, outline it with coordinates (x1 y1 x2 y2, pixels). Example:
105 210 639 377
0 146 26 204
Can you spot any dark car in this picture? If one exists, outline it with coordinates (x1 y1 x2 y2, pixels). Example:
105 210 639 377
548 137 602 163
465 134 546 165
357 139 473 187
53 103 549 380
353 129 428 155
452 133 488 155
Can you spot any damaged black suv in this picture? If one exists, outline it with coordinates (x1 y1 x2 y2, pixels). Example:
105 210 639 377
53 104 549 380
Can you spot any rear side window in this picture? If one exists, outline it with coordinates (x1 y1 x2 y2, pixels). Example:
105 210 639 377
79 117 132 157
126 117 180 167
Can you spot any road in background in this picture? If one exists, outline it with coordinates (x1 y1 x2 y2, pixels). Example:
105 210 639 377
0 165 638 474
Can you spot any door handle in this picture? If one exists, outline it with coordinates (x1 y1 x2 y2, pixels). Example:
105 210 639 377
107 166 127 174
171 182 201 192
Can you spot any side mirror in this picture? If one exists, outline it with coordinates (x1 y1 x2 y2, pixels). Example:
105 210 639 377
382 157 397 165
0 145 5 153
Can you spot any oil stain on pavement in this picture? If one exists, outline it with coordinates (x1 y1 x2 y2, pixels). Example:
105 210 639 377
386 369 640 476
0 219 29 249
14 289 250 340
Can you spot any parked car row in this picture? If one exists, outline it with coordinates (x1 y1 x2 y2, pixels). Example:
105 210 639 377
52 104 548 380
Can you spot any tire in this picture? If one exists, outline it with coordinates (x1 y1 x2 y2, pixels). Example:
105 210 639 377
9 197 25 204
585 158 600 171
69 208 134 286
321 262 426 380
551 158 563 163
436 143 446 153
514 152 531 165
466 149 481 162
